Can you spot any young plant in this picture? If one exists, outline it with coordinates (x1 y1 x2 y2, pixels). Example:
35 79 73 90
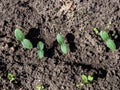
100 30 116 50
106 39 116 50
37 41 44 59
81 74 93 84
93 28 99 34
7 73 15 82
22 39 33 49
14 28 33 49
56 34 68 54
14 28 25 41
100 30 110 41
93 28 116 50
36 84 44 90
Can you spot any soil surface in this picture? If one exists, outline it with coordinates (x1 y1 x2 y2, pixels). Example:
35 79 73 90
0 0 120 90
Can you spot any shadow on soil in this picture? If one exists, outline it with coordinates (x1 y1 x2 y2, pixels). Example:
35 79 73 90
66 33 77 52
0 60 7 75
26 28 45 47
44 40 58 58
109 29 120 49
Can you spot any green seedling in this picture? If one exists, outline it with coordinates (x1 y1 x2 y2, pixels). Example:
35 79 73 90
37 41 44 59
56 34 68 54
37 50 44 59
14 28 25 41
100 30 110 41
106 39 116 50
60 43 68 54
88 75 94 82
100 30 116 50
57 34 65 45
37 41 44 50
93 28 116 51
7 73 15 82
36 84 44 90
14 28 33 49
22 39 33 49
81 75 93 84
93 28 99 34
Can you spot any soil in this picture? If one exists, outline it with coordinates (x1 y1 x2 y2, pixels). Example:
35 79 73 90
0 0 120 90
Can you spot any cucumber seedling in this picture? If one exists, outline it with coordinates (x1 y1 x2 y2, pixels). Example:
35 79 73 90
93 28 99 34
37 41 44 59
56 34 68 54
7 73 15 82
93 28 116 50
81 74 94 84
100 30 110 41
36 84 44 90
14 28 33 49
100 30 116 50
106 39 116 51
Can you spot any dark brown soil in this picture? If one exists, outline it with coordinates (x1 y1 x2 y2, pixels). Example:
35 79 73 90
0 0 120 90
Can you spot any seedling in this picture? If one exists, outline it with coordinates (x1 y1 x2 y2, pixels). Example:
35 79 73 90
93 28 99 34
106 39 116 50
14 28 33 49
37 41 44 59
93 28 116 50
36 84 44 90
81 74 93 84
100 30 116 50
56 34 68 54
60 43 68 54
22 39 33 49
100 30 110 41
7 73 15 82
57 34 65 45
15 28 25 41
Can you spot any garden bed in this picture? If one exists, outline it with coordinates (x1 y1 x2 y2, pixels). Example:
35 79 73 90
0 0 120 90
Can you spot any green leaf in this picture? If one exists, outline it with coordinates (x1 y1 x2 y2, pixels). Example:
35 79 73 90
36 84 44 90
81 75 88 84
37 41 44 50
57 34 65 45
93 28 99 34
60 43 68 54
7 73 15 81
100 30 110 41
14 28 25 41
22 39 33 49
88 75 94 82
37 50 44 59
106 39 116 50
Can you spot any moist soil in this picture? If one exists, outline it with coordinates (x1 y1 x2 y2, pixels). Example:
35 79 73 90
0 0 120 90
